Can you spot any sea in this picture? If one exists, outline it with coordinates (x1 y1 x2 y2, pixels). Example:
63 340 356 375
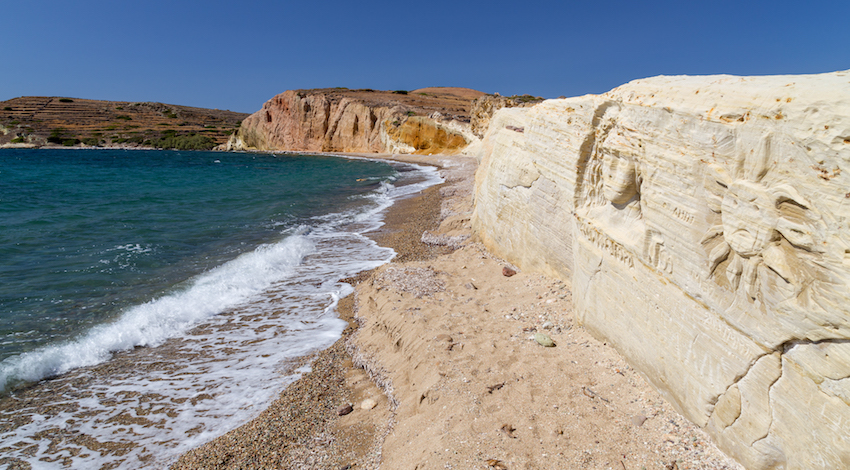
0 148 441 469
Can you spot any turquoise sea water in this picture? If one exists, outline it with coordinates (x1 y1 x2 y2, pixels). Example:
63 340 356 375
0 148 440 468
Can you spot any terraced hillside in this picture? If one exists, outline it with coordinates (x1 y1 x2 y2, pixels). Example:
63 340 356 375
0 97 248 149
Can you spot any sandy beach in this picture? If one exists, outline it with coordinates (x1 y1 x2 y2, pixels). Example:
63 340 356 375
172 154 743 470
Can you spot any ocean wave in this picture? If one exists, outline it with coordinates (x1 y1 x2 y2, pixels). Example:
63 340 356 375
0 154 446 468
0 160 442 394
0 233 315 393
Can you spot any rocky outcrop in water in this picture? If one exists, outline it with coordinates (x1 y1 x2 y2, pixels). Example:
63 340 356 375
472 70 850 469
227 88 484 154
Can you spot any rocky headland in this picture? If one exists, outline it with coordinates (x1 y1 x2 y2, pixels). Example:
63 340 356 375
226 87 544 156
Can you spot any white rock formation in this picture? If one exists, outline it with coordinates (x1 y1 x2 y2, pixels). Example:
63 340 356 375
472 70 850 469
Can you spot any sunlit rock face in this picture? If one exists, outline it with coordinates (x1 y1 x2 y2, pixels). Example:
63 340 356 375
229 89 471 154
472 70 850 469
230 90 396 152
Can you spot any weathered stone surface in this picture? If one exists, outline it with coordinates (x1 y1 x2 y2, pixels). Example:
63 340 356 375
472 70 850 469
231 90 395 152
470 94 544 138
229 88 479 154
337 404 354 416
534 332 555 347
382 116 469 155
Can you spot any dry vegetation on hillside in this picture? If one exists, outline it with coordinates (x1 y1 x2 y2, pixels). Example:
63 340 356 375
0 97 248 149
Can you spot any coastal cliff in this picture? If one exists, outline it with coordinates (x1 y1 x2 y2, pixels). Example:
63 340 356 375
469 93 544 138
227 87 484 154
472 70 850 469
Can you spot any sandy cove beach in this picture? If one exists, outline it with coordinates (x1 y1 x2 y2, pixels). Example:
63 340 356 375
173 154 743 470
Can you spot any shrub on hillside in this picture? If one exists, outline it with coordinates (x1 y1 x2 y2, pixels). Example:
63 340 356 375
150 134 216 150
47 128 67 144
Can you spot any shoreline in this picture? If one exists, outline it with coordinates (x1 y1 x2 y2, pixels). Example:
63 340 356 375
0 150 449 469
171 152 743 470
171 154 458 469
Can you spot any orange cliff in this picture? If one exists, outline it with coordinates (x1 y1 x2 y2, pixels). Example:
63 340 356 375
224 87 487 155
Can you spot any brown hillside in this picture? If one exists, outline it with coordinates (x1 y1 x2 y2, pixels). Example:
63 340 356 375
0 97 248 149
409 87 487 101
289 87 486 122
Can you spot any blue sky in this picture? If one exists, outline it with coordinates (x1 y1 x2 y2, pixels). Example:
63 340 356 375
2 0 847 113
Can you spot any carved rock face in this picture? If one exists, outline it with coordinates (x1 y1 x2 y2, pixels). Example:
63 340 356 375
473 70 850 470
720 180 779 258
601 153 638 205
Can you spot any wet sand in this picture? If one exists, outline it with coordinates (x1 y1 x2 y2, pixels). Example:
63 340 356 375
170 157 456 470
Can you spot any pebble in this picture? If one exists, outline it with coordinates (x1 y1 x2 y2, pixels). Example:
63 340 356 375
502 267 517 277
662 433 679 444
337 404 354 416
542 321 554 330
360 398 377 410
534 332 555 347
631 415 648 427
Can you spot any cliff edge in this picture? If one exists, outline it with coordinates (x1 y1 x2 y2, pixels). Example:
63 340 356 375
473 70 850 469
226 87 485 154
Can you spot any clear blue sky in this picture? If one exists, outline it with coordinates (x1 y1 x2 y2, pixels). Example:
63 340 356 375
3 0 847 114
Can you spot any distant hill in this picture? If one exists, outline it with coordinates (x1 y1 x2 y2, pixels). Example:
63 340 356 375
0 96 249 150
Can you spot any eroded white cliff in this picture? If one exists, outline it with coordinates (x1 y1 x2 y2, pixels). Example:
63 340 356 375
472 71 850 469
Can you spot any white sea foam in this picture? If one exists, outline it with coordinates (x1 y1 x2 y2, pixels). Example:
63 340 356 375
0 233 316 392
0 158 443 469
109 243 153 254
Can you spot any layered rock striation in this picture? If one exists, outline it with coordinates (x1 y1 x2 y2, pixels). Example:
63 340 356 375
227 87 484 154
472 71 850 469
